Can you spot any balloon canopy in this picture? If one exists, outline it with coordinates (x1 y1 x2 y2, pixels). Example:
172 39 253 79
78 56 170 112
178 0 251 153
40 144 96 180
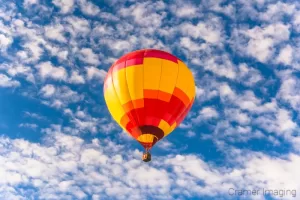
103 49 196 152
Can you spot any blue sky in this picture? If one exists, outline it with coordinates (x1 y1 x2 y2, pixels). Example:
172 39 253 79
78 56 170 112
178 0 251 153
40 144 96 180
0 0 300 199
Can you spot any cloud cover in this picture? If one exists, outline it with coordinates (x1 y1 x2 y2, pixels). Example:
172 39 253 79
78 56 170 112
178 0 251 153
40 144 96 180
0 0 300 199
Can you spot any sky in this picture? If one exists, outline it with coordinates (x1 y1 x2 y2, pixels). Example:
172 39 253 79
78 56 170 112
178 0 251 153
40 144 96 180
0 0 300 199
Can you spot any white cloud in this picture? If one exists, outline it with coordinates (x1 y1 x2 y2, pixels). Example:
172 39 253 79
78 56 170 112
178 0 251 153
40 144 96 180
6 64 31 77
23 0 39 7
247 36 274 62
0 74 20 88
119 2 166 28
229 151 300 198
220 89 277 114
71 118 98 134
79 48 100 65
277 75 300 111
210 1 234 16
106 39 132 53
180 37 206 52
238 63 263 86
244 23 290 62
195 86 205 99
0 10 11 22
78 0 100 16
86 66 107 81
91 24 114 37
24 112 47 121
200 107 219 119
0 21 12 35
40 85 83 108
52 0 74 14
214 123 261 142
0 63 35 84
75 110 86 119
23 41 44 63
192 107 219 123
0 34 13 50
171 3 198 18
36 61 67 81
193 57 262 87
44 44 62 57
276 109 297 132
45 24 67 43
179 122 192 129
277 44 293 65
180 19 222 44
219 83 236 99
19 123 38 130
65 16 90 37
254 108 297 138
69 70 85 84
186 130 196 138
225 108 250 125
16 50 29 60
157 140 174 150
57 50 69 61
13 19 24 27
293 11 300 32
236 91 261 111
202 56 236 79
194 80 219 103
259 2 296 22
80 148 108 165
62 107 117 135
166 152 300 198
40 84 56 97
0 127 299 200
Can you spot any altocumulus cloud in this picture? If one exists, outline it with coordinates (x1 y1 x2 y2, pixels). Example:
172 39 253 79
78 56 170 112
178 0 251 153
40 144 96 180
0 0 300 200
0 131 300 200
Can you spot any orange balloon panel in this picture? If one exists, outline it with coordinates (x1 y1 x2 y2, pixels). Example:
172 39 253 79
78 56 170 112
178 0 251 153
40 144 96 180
104 49 195 150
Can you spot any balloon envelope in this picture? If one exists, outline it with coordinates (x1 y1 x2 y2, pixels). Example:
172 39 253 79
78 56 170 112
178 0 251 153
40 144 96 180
104 49 195 150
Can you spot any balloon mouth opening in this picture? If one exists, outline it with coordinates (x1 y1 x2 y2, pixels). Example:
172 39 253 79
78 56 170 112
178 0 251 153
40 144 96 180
136 125 164 149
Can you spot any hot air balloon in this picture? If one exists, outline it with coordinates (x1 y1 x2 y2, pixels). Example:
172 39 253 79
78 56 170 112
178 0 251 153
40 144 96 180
103 49 195 162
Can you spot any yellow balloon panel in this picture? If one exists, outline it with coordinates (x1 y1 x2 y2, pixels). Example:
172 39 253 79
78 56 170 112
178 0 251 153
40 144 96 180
112 68 131 105
143 58 162 91
158 59 179 95
176 60 196 101
104 77 126 130
137 134 158 143
125 64 144 101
